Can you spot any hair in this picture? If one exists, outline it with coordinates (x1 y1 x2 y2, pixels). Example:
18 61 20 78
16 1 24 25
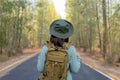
50 35 69 47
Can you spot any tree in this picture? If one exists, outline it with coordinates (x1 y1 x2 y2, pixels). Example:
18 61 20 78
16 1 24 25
36 0 60 46
66 0 97 53
102 0 108 58
66 0 120 63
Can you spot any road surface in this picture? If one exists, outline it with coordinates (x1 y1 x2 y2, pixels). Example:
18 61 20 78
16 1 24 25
0 54 113 80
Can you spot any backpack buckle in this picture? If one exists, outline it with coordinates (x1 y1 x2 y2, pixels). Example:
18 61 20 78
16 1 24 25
55 47 59 51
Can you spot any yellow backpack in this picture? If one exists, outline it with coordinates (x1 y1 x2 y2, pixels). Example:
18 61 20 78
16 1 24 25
38 42 69 80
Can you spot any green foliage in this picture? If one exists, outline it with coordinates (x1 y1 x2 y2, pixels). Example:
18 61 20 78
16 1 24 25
0 0 120 64
66 0 120 63
66 0 97 51
35 0 60 46
0 0 28 55
0 29 6 47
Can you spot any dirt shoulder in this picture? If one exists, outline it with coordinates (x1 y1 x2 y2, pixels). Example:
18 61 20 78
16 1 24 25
77 48 120 80
0 48 41 77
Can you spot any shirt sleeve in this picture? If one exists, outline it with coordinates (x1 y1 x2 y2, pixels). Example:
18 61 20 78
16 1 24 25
68 45 81 73
37 45 48 73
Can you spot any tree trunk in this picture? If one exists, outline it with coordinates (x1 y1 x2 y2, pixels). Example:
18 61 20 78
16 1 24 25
96 3 102 52
102 0 108 58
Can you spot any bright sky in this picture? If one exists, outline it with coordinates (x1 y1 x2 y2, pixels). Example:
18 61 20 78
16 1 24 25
52 0 66 19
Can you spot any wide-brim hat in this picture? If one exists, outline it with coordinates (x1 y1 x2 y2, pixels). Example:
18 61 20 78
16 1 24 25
50 19 74 39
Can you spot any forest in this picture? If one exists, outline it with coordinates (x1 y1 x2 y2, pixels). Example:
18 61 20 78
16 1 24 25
0 0 120 64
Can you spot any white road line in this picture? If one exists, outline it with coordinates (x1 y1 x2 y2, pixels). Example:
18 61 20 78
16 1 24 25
0 58 25 73
0 54 34 73
85 63 115 80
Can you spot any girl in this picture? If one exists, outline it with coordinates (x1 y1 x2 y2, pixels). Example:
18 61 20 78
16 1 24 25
37 19 81 80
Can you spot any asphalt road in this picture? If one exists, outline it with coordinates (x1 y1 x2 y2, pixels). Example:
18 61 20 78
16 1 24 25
0 54 113 80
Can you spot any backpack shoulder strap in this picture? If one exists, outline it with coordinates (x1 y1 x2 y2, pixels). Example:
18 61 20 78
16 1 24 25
45 41 54 49
60 43 70 80
64 42 71 49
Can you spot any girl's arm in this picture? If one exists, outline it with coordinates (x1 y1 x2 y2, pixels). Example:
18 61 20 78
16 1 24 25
68 46 81 73
37 45 48 73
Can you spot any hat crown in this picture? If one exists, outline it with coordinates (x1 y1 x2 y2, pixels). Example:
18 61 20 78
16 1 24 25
54 21 70 34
